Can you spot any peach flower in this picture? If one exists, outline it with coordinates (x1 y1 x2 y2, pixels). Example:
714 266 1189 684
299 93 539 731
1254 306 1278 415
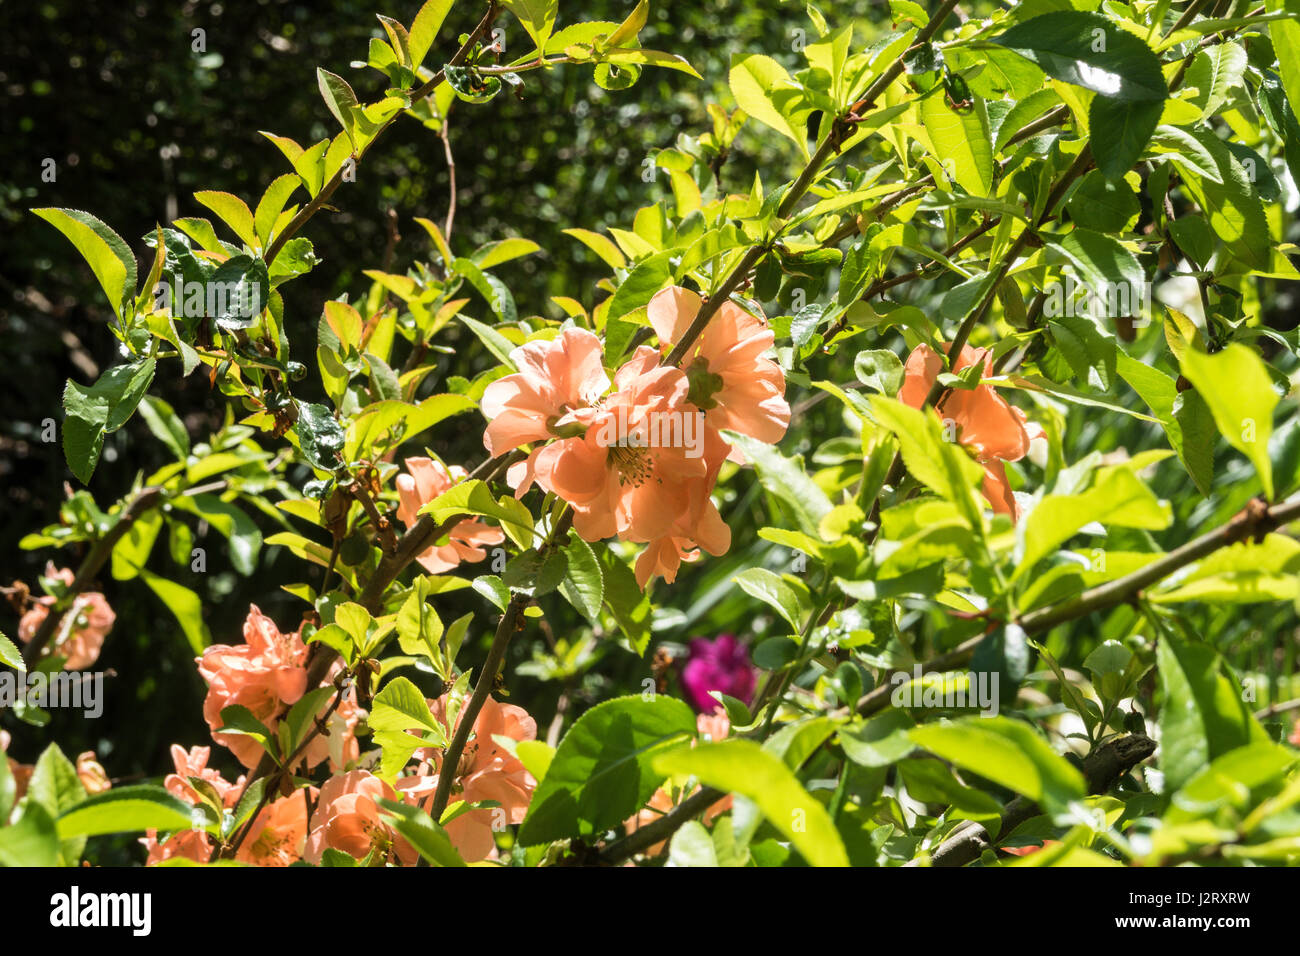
142 828 213 866
237 790 313 867
197 606 359 771
625 708 733 855
403 694 537 862
647 286 790 450
142 743 242 865
75 752 111 795
163 744 244 808
900 342 1039 519
18 565 115 670
305 770 417 866
480 327 610 455
1 731 32 809
395 457 506 574
516 348 732 589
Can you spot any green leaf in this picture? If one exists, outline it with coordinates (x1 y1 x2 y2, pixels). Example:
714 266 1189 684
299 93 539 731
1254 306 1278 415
0 801 60 866
408 0 454 67
417 478 534 539
62 360 157 484
0 629 27 673
838 710 916 767
606 251 673 323
653 739 850 866
57 785 196 838
1156 633 1265 793
1016 466 1171 578
729 53 810 158
1174 130 1271 270
991 12 1167 101
193 190 259 249
1045 228 1143 301
921 90 993 197
377 798 466 866
725 432 834 538
253 174 300 247
732 568 807 633
868 396 985 529
1090 98 1162 181
32 208 138 317
295 402 346 472
502 0 558 51
854 348 905 395
558 533 604 624
909 716 1085 813
137 395 190 459
517 695 696 845
138 567 211 652
1180 344 1278 499
1065 170 1139 232
317 69 360 144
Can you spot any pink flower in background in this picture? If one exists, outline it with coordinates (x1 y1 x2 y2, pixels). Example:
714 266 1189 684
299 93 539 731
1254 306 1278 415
395 457 506 574
900 342 1040 520
480 327 610 456
680 634 755 714
1290 716 1300 747
18 565 115 670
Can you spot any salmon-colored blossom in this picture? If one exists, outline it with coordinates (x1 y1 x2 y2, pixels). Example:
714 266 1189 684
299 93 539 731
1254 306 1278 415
480 327 610 455
197 606 359 771
520 347 731 582
900 342 1039 519
403 694 537 862
163 744 244 808
625 709 734 855
305 770 417 866
75 752 111 795
18 565 115 670
238 790 313 867
142 743 243 865
395 457 505 574
1 731 32 809
647 286 790 449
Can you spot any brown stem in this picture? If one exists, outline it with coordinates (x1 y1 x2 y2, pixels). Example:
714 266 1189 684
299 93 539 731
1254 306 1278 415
428 592 528 822
922 734 1156 867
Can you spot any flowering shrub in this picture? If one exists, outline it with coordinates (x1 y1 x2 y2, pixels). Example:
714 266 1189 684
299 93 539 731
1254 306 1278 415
6 0 1300 872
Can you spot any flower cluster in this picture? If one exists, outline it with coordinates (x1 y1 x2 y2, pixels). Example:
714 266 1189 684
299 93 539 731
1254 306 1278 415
18 564 115 670
480 288 789 586
900 342 1041 520
196 605 361 771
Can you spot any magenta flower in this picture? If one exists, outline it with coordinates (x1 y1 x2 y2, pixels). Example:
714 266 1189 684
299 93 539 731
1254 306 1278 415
681 634 755 713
